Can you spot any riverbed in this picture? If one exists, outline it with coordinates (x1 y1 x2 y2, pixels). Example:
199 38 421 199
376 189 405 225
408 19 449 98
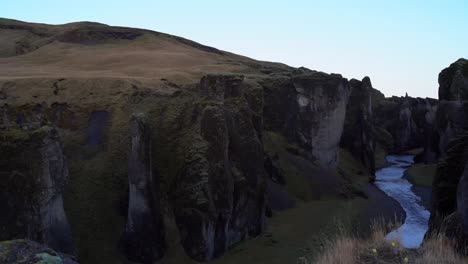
374 155 431 248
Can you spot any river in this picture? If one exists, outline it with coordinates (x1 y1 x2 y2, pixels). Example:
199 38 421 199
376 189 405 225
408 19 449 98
374 155 431 248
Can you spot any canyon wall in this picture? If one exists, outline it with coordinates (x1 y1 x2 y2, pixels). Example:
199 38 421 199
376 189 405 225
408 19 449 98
373 93 438 162
428 58 468 253
341 77 376 174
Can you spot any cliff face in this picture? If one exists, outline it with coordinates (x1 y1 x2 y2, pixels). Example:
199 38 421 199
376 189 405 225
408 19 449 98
428 59 468 252
122 114 164 263
170 75 266 261
373 94 438 161
341 77 375 174
262 71 350 169
437 59 468 155
0 127 73 254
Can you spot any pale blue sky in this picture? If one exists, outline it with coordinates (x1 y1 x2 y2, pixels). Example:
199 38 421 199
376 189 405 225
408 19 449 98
2 0 467 98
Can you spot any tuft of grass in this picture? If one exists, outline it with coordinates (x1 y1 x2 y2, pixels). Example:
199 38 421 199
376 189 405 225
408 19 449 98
311 219 467 264
417 234 465 264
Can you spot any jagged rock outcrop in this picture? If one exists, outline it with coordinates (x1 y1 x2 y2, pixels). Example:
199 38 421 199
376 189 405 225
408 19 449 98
171 75 266 261
0 239 78 264
437 58 468 155
262 71 350 168
122 114 164 263
428 59 468 253
341 77 375 174
39 128 74 254
0 127 74 254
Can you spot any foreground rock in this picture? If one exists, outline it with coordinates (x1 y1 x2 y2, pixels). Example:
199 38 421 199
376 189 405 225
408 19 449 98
428 133 468 254
0 239 78 264
428 58 468 254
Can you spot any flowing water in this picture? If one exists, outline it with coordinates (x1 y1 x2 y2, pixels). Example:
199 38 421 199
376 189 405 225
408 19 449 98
374 155 431 248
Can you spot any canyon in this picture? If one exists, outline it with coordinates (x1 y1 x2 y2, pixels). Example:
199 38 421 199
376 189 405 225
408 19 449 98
0 18 467 263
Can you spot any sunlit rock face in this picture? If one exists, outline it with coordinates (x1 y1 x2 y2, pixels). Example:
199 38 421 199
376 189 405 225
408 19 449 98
0 127 74 254
262 71 350 168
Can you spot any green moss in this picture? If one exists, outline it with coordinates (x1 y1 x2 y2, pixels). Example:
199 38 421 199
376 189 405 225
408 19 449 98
263 131 315 201
0 128 30 142
35 253 62 264
406 163 437 188
374 143 388 169
338 148 372 191
62 110 128 264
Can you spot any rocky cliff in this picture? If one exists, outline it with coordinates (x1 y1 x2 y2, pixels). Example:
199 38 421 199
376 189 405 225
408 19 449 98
428 58 468 253
0 127 74 254
340 77 375 174
122 114 164 263
437 58 468 155
372 94 438 162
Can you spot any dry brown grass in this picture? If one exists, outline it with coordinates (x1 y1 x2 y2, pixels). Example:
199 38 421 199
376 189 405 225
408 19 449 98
315 237 357 264
416 235 465 264
309 220 467 264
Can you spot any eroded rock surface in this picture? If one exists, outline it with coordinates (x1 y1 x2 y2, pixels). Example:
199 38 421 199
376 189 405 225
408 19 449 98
0 127 74 254
172 75 266 261
341 77 375 174
122 114 164 263
373 94 438 160
262 71 350 168
0 239 78 264
437 58 468 155
428 59 468 254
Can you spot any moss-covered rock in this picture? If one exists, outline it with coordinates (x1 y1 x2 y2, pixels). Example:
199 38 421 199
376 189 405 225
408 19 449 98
0 239 77 264
437 58 468 155
428 133 468 253
0 126 73 254
170 75 266 261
